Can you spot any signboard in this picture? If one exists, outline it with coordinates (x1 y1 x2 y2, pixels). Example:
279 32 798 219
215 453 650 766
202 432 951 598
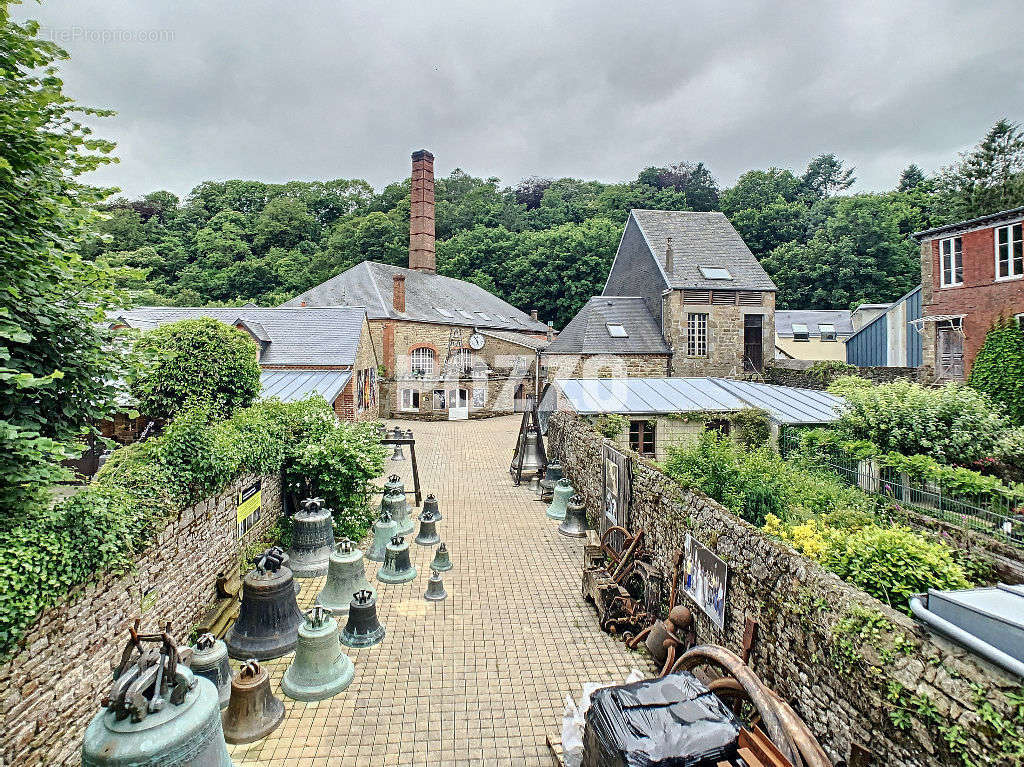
601 445 631 550
681 533 728 632
237 479 262 538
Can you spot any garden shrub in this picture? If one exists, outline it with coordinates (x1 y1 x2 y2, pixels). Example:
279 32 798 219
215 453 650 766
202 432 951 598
969 316 1024 425
730 408 772 448
593 413 628 438
807 359 856 383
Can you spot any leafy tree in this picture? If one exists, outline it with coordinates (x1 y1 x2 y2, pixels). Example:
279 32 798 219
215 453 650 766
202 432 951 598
897 163 927 192
131 318 261 420
801 153 856 198
935 119 1024 222
636 161 719 211
969 317 1024 425
253 196 317 251
0 7 125 518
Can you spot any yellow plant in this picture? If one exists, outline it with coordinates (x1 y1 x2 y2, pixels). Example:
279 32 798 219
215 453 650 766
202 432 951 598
762 514 829 560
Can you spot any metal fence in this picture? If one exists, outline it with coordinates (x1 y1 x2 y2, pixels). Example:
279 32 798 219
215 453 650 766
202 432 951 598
779 433 1024 547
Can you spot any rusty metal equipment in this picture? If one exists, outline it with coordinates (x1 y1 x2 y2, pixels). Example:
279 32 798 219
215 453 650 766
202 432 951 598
189 633 233 709
430 542 453 572
377 534 417 584
557 494 588 538
281 606 355 702
286 497 335 578
367 506 398 562
424 569 448 602
341 589 386 648
422 492 442 521
225 549 305 660
414 507 440 546
82 623 232 766
626 606 695 677
222 660 284 745
581 526 663 642
316 539 375 616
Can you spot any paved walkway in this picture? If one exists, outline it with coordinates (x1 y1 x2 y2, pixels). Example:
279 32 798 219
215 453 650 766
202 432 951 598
229 415 649 767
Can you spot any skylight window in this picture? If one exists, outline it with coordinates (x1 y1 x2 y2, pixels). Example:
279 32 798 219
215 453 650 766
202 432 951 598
606 323 628 338
818 323 837 342
493 313 509 323
792 323 809 342
456 309 475 320
435 307 454 318
699 266 733 280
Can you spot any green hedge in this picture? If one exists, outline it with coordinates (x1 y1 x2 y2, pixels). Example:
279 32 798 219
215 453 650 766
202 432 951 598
0 397 385 660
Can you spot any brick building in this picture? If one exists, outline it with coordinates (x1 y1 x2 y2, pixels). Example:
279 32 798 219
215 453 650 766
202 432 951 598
282 150 551 419
545 210 776 379
112 307 380 422
915 206 1024 378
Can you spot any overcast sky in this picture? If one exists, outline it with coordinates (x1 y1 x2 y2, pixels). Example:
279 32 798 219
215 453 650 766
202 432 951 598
16 0 1024 200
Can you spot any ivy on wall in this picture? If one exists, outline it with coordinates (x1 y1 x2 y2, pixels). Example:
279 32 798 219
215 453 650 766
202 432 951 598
969 316 1024 426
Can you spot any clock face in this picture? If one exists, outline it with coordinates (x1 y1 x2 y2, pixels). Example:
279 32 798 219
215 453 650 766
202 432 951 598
468 333 485 350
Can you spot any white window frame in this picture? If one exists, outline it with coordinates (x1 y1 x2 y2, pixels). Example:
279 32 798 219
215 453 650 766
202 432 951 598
606 323 628 338
792 323 810 342
409 347 436 377
400 389 420 411
687 313 708 357
940 236 963 287
995 222 1024 281
818 323 837 342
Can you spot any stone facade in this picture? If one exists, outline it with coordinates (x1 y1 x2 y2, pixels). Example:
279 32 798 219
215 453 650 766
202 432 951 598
548 411 1022 767
0 472 282 767
543 353 670 381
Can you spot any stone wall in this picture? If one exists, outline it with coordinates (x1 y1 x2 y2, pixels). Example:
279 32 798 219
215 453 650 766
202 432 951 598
764 360 921 390
542 353 671 381
0 472 282 767
548 412 1022 767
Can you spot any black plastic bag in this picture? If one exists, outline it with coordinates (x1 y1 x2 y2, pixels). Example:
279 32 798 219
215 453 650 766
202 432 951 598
582 671 740 767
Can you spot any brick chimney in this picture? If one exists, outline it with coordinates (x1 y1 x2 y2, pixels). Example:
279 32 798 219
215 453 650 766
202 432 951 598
393 274 406 312
665 236 674 274
530 309 539 322
409 149 436 274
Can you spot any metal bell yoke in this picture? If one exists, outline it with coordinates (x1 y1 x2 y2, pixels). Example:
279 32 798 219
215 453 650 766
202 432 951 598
189 633 233 710
424 569 447 602
225 550 305 660
317 539 375 616
287 497 336 578
546 478 573 521
222 660 284 745
377 535 417 584
367 507 398 562
414 509 440 547
430 542 453 572
557 494 589 538
341 589 386 648
281 606 355 702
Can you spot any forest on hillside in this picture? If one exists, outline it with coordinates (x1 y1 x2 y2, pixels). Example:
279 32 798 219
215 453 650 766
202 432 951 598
86 121 1024 329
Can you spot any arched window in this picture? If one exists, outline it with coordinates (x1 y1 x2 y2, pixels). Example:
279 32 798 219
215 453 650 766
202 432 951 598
409 347 436 377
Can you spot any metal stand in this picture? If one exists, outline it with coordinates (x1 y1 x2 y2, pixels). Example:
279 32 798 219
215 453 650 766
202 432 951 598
380 433 422 507
511 403 547 487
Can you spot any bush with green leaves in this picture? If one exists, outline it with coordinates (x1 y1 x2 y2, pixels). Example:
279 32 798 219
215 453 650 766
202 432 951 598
0 396 385 660
969 316 1024 426
132 317 262 420
593 414 628 438
729 408 772 448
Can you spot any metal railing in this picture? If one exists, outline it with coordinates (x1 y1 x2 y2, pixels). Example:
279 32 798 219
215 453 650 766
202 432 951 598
780 433 1024 547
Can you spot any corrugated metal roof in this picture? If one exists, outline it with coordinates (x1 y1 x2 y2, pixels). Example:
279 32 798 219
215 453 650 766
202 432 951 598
259 369 352 404
545 377 845 425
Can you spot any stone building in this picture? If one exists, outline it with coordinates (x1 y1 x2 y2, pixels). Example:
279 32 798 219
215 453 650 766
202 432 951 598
774 309 853 362
282 150 550 419
914 206 1024 379
113 306 380 421
545 210 776 379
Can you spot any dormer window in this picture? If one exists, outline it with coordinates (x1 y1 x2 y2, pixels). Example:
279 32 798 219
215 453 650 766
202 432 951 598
818 323 837 342
792 323 810 342
606 323 628 338
699 266 733 280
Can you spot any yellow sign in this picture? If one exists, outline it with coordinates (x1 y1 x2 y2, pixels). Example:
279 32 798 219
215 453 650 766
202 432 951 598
237 480 262 537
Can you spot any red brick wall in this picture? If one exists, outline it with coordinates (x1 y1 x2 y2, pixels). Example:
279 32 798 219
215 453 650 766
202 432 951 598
925 225 1024 374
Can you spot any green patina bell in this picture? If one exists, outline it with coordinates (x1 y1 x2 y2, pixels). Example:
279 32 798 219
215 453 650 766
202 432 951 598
430 542 453 572
376 535 417 584
341 589 386 648
281 606 355 702
367 507 398 562
546 478 573 520
317 539 375 616
424 569 447 602
286 497 336 578
189 633 233 709
381 475 414 535
422 493 442 521
414 509 440 546
558 494 589 538
83 627 232 766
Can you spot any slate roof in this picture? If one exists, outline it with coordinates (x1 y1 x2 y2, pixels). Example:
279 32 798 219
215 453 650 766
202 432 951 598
629 210 777 291
776 310 854 337
479 328 550 351
112 307 367 367
913 205 1024 240
280 261 549 333
543 297 670 355
260 369 352 403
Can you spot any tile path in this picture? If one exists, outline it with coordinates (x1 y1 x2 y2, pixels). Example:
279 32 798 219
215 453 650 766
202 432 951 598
229 415 651 767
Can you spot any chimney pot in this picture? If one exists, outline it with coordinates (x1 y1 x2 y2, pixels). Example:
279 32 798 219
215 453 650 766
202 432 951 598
300 300 307 307
530 309 539 322
665 236 674 274
393 274 406 313
409 149 436 274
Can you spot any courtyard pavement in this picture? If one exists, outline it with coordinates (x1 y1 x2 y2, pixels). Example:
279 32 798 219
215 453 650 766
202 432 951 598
228 414 650 767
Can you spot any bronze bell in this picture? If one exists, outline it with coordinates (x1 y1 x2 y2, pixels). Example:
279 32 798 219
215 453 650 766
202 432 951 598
390 426 405 461
414 509 440 547
341 589 386 648
557 494 588 538
430 542 452 572
317 539 375 616
367 507 398 562
265 546 300 595
222 660 284 745
287 497 335 578
225 549 305 660
189 633 233 709
510 424 544 478
422 493 442 521
282 606 355 702
377 535 417 584
539 461 563 501
382 475 413 535
424 569 447 602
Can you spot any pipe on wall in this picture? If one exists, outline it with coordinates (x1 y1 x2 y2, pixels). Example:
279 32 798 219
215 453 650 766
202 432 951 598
909 595 1024 679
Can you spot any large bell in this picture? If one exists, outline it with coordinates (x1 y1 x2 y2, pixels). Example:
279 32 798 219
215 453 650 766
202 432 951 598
539 461 563 501
287 497 335 578
377 535 417 584
430 542 453 572
424 569 448 602
282 606 355 702
222 660 284 745
189 633 233 709
317 539 375 616
382 475 414 535
390 426 405 461
422 493 442 521
83 625 232 767
341 589 386 648
367 507 398 562
546 478 573 520
510 424 544 479
265 546 300 595
557 494 589 538
225 550 305 660
414 509 440 546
